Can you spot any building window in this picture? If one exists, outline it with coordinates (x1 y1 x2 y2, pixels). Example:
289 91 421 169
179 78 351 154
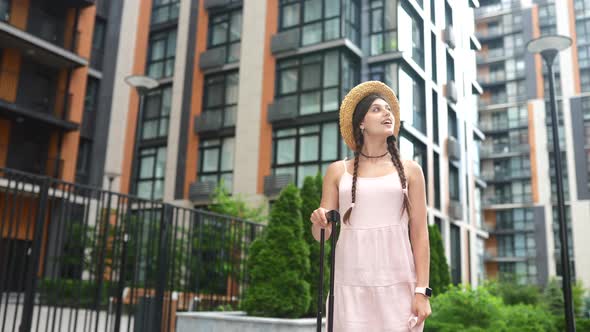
446 51 454 82
434 152 440 209
151 0 180 25
400 134 427 192
136 146 167 199
450 223 461 284
429 0 435 24
400 67 426 133
83 78 99 123
369 0 398 56
449 164 459 201
445 1 452 27
203 71 239 128
272 122 348 187
147 29 177 79
369 63 425 134
448 109 457 138
209 8 242 63
75 139 92 185
433 90 439 145
431 32 437 83
198 137 234 193
279 0 360 47
90 18 105 70
141 86 171 140
0 0 10 22
275 50 358 117
399 2 424 68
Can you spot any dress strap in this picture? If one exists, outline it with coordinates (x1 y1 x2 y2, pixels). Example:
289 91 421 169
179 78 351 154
342 159 348 173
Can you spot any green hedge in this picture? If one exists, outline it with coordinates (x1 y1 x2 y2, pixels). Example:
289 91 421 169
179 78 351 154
241 184 311 318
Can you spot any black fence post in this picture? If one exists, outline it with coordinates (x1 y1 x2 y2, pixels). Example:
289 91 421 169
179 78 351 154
19 177 50 332
113 230 128 332
154 204 172 331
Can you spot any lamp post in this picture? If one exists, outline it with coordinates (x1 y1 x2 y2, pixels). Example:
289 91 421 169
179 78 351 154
104 171 120 192
124 75 159 194
526 35 575 331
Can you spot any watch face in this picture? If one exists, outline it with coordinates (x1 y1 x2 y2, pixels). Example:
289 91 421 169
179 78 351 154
425 288 433 297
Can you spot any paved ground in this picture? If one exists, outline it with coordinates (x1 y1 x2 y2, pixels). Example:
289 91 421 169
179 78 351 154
1 295 135 332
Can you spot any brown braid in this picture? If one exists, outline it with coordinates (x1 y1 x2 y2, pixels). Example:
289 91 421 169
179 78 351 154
387 136 411 218
343 136 362 224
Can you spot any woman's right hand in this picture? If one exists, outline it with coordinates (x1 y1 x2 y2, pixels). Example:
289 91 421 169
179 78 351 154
310 207 332 230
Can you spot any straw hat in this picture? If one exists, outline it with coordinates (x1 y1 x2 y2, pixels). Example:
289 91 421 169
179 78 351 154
339 81 400 151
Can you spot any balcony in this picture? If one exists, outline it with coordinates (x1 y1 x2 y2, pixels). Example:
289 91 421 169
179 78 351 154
264 174 293 197
194 108 236 134
479 71 507 86
483 193 532 207
271 29 300 54
189 180 217 201
55 0 96 8
481 168 532 183
475 2 521 18
0 6 87 68
267 96 298 123
448 200 463 220
204 0 241 10
444 26 456 49
480 143 529 158
444 80 458 103
447 136 461 161
478 118 528 132
4 154 64 179
199 47 227 70
0 70 78 131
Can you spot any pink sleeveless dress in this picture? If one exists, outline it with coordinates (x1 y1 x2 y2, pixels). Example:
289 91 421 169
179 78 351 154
325 159 424 331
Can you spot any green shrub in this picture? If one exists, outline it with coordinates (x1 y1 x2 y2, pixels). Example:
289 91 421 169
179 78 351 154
426 284 503 331
483 277 542 306
497 304 556 332
37 279 113 309
208 179 267 222
429 225 451 295
241 184 311 318
300 173 330 317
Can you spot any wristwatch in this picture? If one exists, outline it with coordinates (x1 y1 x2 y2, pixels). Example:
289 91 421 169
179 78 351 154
415 287 433 298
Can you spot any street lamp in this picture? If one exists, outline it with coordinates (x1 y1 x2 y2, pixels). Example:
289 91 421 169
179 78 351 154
124 75 159 194
104 170 120 192
526 35 575 331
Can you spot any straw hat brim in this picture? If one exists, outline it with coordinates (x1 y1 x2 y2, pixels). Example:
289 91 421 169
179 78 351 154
339 81 400 151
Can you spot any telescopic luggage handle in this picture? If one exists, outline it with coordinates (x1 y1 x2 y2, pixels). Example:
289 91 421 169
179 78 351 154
316 210 340 332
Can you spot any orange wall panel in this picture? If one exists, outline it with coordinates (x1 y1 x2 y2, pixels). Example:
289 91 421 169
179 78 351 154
256 0 278 194
183 0 208 197
8 0 30 29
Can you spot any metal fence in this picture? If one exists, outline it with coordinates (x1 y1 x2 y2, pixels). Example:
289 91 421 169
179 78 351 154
0 168 265 332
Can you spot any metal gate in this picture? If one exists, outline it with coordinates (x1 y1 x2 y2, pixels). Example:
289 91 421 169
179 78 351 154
0 168 264 332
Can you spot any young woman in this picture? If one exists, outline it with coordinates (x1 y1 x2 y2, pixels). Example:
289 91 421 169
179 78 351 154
310 81 432 331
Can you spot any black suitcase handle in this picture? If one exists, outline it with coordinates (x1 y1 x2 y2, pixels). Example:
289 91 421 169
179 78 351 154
316 210 340 332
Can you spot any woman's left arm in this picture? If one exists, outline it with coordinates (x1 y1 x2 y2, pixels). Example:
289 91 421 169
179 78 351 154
405 160 430 288
405 160 431 324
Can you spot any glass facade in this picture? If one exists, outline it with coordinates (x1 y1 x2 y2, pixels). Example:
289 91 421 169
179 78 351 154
209 8 242 63
147 29 177 79
275 50 358 117
271 123 350 187
279 0 360 47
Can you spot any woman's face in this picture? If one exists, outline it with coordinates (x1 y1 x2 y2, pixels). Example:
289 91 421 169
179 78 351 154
360 98 395 137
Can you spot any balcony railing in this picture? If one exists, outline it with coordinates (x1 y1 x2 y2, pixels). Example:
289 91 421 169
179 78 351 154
478 118 528 132
481 168 532 182
0 70 72 122
483 193 532 206
480 143 529 158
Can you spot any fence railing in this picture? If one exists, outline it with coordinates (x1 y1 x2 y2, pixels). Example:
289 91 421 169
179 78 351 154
0 167 265 332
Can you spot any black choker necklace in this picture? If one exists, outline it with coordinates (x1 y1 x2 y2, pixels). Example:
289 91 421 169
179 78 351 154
360 151 389 159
